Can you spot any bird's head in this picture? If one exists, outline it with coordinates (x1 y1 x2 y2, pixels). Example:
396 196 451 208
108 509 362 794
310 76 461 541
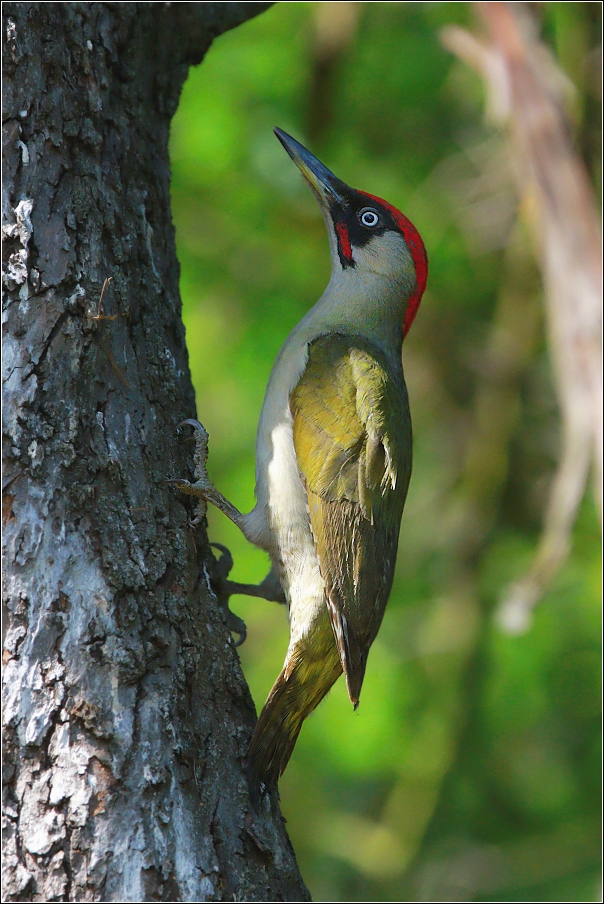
275 127 427 337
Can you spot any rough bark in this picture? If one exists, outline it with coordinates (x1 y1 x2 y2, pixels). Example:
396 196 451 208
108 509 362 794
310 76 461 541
2 3 310 901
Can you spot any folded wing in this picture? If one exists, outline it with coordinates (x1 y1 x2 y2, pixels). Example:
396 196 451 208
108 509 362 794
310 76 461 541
290 333 412 705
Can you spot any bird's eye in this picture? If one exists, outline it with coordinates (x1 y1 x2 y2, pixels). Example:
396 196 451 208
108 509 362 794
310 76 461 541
359 208 379 228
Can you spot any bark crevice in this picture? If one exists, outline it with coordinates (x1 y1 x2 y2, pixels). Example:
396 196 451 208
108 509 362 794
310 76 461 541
3 3 309 901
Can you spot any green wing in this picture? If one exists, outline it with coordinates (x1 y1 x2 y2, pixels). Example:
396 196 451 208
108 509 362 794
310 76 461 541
290 333 412 705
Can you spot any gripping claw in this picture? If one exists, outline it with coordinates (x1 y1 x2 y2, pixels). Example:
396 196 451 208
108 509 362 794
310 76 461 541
177 418 207 435
167 419 280 648
209 543 246 645
227 611 247 647
211 542 234 581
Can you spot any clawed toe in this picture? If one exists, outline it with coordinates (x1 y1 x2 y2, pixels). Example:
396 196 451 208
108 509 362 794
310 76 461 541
177 418 206 435
165 477 191 488
225 608 247 646
167 420 250 646
211 542 234 580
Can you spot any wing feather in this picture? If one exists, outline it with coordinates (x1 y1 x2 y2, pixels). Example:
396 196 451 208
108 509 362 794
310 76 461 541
290 333 412 704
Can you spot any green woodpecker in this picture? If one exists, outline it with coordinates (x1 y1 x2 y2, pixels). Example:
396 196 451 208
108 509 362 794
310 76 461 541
172 129 427 804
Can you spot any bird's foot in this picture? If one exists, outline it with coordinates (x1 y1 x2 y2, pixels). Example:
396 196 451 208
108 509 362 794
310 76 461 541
164 474 211 524
210 544 286 646
210 543 246 646
212 544 286 606
166 419 242 527
167 422 285 646
165 418 210 522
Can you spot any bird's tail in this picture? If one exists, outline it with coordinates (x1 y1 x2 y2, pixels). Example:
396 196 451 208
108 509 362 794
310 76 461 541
247 648 342 806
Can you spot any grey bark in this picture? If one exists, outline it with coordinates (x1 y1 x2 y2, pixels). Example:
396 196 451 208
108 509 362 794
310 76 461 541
2 3 310 901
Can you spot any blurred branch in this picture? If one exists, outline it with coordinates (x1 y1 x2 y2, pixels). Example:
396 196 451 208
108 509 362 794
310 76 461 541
450 229 542 555
362 229 542 887
307 2 360 141
442 1 602 633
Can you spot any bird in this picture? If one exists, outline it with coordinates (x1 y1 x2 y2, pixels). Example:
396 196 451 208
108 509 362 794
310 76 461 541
169 128 427 805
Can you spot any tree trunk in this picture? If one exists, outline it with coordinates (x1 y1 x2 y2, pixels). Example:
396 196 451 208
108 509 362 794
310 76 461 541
2 3 310 901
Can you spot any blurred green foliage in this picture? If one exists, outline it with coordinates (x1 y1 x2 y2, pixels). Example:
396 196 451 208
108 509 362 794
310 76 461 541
170 3 601 901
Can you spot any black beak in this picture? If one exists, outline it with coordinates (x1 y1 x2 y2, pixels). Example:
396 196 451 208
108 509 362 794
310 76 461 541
274 128 347 209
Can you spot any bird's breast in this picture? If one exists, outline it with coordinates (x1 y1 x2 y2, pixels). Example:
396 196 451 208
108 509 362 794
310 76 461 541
250 334 326 644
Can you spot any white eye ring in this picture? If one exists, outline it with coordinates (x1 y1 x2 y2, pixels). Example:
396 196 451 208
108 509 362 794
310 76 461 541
360 209 379 227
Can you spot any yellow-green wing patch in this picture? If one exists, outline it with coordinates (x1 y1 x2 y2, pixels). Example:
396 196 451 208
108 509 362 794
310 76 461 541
291 333 412 704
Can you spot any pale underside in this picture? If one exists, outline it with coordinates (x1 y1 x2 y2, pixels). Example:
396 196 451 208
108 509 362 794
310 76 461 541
242 319 411 703
243 226 416 792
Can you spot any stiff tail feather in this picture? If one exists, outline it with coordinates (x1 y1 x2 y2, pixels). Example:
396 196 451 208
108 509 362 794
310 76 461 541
325 591 367 708
247 650 341 807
